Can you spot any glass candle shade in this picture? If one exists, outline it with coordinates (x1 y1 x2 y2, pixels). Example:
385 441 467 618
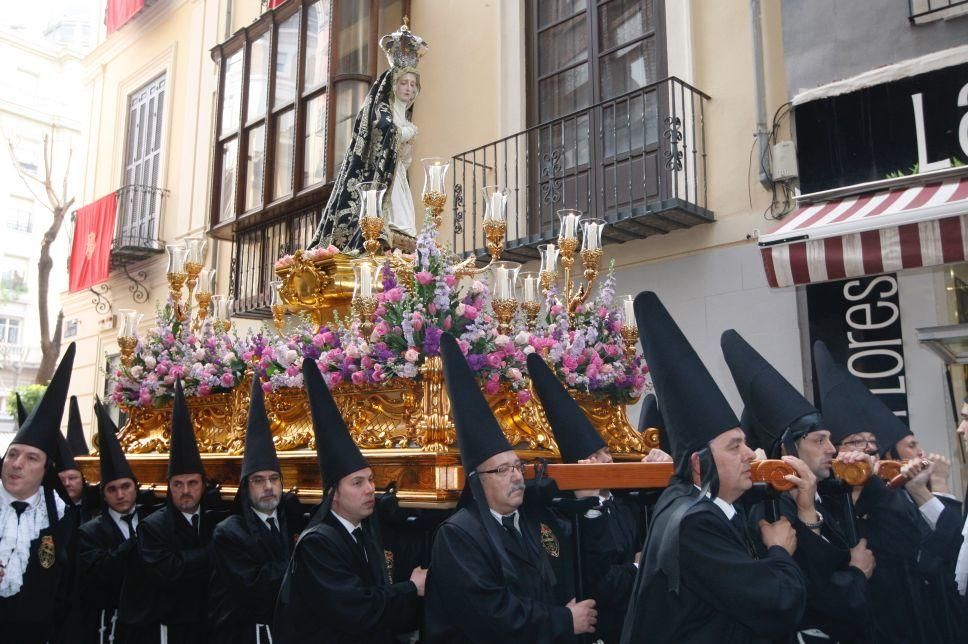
490 261 521 300
538 243 560 274
623 294 636 328
356 182 387 222
519 272 541 304
211 294 233 320
166 244 187 275
184 237 208 266
421 157 450 198
195 268 215 295
482 185 509 222
581 218 606 251
116 309 143 339
353 261 378 299
269 280 284 306
557 209 583 241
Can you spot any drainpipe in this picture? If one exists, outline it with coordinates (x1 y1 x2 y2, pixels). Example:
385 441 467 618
223 0 233 41
750 0 771 187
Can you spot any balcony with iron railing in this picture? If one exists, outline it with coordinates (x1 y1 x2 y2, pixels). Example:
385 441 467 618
908 0 968 21
451 76 712 263
110 184 168 269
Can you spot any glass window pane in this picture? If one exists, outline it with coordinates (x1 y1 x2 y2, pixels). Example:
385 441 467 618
305 0 332 90
377 0 403 74
303 94 327 186
219 138 238 222
599 37 656 100
221 51 243 136
337 0 369 75
274 13 299 109
247 35 270 122
538 63 590 122
538 0 586 28
274 110 295 198
538 13 586 76
333 80 368 163
598 0 653 51
245 125 266 211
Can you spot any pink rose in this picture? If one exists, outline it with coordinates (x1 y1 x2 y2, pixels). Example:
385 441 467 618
351 371 366 385
220 373 235 387
262 382 273 394
562 355 579 371
199 383 212 396
321 331 335 345
415 271 434 285
444 274 456 288
404 348 420 363
484 378 500 395
443 315 452 331
385 287 403 302
312 334 327 347
486 353 502 368
463 305 479 321
328 373 343 388
517 390 531 405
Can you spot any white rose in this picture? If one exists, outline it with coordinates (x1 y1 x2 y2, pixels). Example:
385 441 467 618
143 356 157 370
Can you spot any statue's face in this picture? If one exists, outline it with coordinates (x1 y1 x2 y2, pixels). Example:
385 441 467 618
394 72 419 103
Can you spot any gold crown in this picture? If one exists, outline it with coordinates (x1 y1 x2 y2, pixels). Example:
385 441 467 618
379 18 428 70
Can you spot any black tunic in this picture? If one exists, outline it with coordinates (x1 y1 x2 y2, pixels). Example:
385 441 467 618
579 494 642 644
424 506 574 643
0 487 76 644
117 503 222 644
207 493 302 644
622 481 805 643
748 493 870 642
273 510 419 644
76 507 152 644
913 494 966 643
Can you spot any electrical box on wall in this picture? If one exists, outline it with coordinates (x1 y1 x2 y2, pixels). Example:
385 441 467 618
772 140 799 181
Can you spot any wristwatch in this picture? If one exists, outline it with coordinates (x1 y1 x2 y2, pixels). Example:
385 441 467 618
801 511 824 530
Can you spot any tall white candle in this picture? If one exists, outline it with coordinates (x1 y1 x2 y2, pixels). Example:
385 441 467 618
360 266 372 298
429 165 445 192
364 190 378 218
523 277 537 302
488 192 505 221
624 295 636 327
494 266 509 299
585 222 601 250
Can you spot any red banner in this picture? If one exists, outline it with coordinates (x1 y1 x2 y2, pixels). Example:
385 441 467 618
268 0 289 8
69 193 118 293
106 0 147 34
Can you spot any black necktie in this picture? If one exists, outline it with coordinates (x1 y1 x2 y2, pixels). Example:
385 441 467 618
190 513 200 536
351 527 369 563
731 511 759 559
267 516 285 551
10 501 28 521
121 513 136 539
501 514 521 540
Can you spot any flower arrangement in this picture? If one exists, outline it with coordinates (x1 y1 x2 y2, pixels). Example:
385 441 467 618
116 225 647 407
111 304 247 407
274 243 341 269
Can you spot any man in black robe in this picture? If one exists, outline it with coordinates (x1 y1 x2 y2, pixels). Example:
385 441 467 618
722 329 873 642
0 344 78 643
815 341 965 643
209 374 303 643
424 333 597 643
77 397 152 644
273 359 424 643
621 293 805 643
117 379 222 644
528 351 638 644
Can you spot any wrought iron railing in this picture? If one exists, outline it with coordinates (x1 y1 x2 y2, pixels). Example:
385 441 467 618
230 204 319 318
111 184 168 267
451 76 712 262
908 0 968 21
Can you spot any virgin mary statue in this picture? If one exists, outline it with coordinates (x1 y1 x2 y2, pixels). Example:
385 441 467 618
307 22 428 251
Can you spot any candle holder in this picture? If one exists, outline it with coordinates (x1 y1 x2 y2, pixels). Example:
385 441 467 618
183 237 207 319
166 245 189 322
192 268 214 332
352 261 379 337
117 308 143 368
620 325 639 358
537 243 559 291
421 157 450 229
580 218 605 283
211 295 233 334
519 271 542 330
270 280 286 335
454 185 512 277
356 181 387 258
490 261 520 336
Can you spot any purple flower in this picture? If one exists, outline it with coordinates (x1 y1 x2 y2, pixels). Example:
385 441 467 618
422 326 442 355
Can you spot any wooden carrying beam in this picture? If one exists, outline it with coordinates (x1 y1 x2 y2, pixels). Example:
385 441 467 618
524 462 675 490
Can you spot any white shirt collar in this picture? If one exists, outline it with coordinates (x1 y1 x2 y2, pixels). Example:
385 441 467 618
180 509 200 526
252 507 278 527
0 483 43 509
488 508 520 531
108 506 138 535
331 510 361 538
693 484 737 520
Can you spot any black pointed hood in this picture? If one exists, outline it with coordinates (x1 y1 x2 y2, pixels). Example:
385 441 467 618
66 396 90 456
813 341 910 455
15 392 28 426
527 352 605 462
633 292 738 468
302 359 368 489
55 431 79 472
721 330 821 458
241 374 280 480
95 397 135 484
11 343 76 460
440 333 512 472
167 379 205 479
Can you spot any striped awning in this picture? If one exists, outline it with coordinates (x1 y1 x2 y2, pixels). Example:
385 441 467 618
759 174 968 288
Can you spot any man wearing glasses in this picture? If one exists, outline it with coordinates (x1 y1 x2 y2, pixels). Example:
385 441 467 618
425 333 597 643
208 375 303 644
